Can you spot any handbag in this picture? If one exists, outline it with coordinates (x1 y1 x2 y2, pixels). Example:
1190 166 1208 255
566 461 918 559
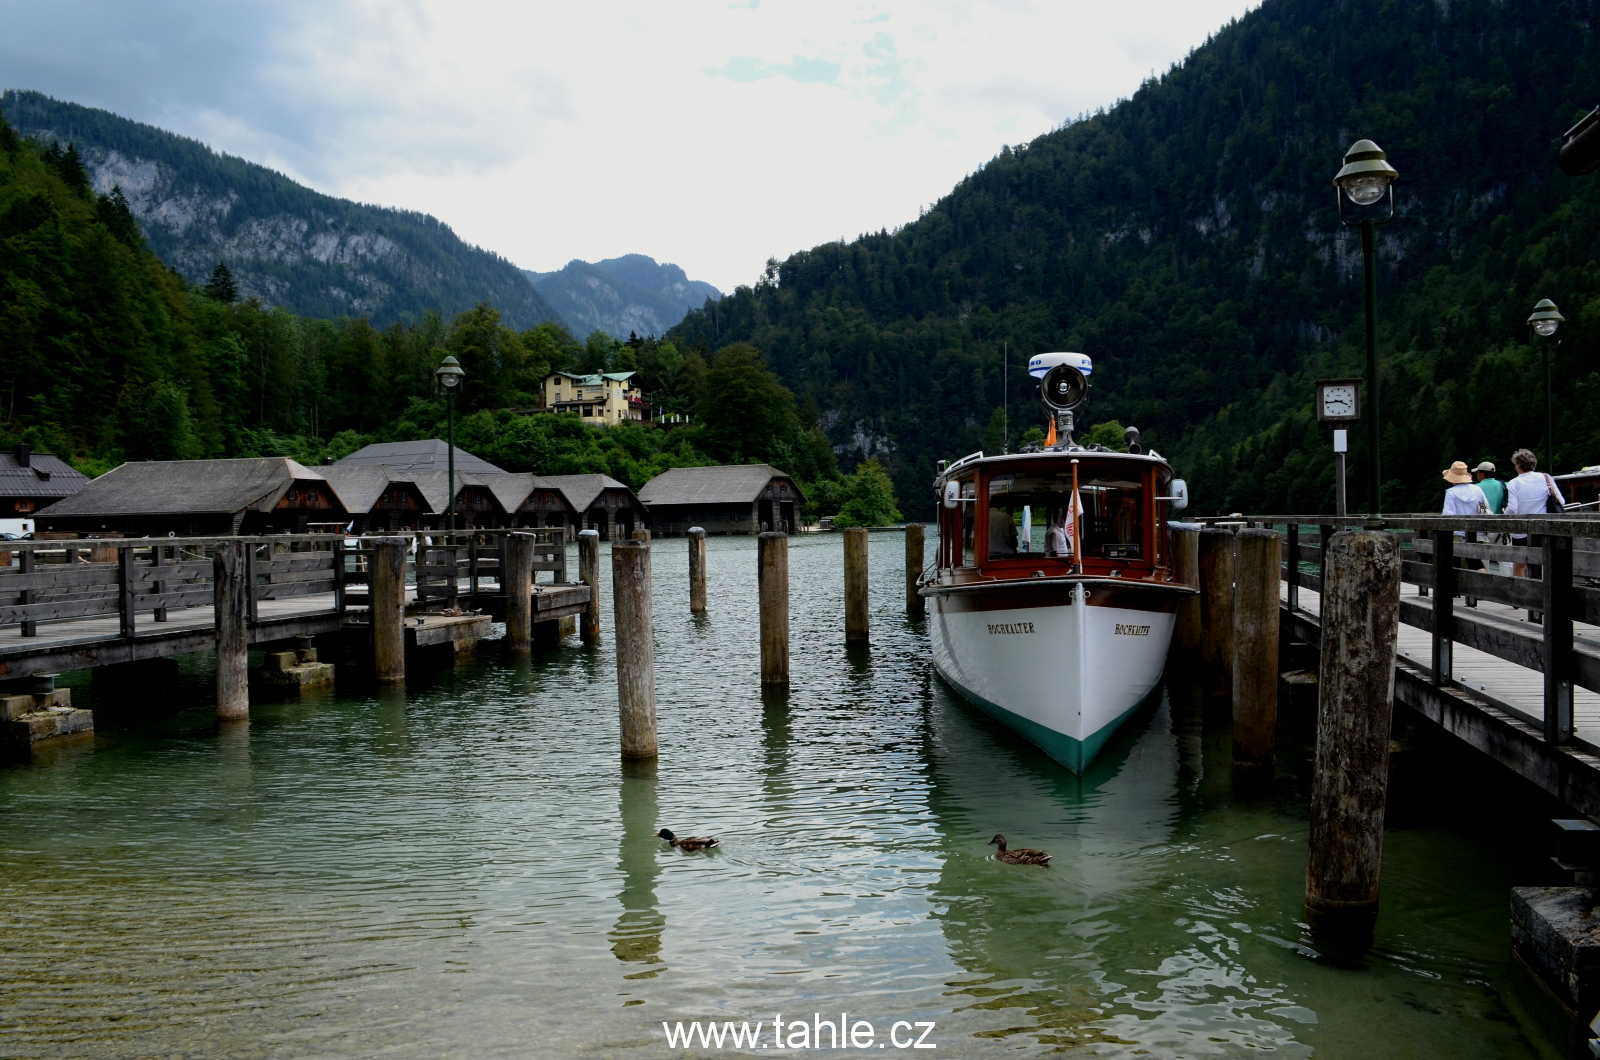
1545 473 1564 514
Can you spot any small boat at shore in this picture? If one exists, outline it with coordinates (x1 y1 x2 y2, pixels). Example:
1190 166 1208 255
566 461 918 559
920 353 1194 773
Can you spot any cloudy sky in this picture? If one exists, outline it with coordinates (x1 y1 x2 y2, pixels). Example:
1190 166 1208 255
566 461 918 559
3 0 1255 293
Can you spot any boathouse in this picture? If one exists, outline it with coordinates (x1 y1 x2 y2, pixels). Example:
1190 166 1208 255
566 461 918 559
538 475 649 539
0 444 88 528
319 464 433 532
638 464 803 535
36 457 346 537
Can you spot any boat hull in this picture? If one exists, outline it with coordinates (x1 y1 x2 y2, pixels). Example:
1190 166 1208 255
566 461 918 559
927 581 1177 773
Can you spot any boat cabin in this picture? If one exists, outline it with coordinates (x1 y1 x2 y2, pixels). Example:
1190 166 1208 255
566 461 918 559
934 450 1174 580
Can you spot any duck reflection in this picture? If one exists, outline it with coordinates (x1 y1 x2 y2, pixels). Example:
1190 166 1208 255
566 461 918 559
609 757 666 976
920 679 1182 1049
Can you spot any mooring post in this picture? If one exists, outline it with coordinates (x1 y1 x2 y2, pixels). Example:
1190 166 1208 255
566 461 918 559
687 527 707 613
503 532 535 653
579 528 601 644
1285 523 1300 612
1170 526 1202 661
759 531 790 685
844 526 869 644
612 539 657 757
631 527 650 542
1431 529 1454 685
1306 530 1402 937
1198 528 1235 698
1232 528 1281 783
214 539 251 721
1543 533 1574 745
370 536 408 684
905 523 925 617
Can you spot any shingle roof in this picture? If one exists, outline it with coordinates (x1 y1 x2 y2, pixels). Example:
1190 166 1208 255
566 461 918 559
40 458 328 517
482 472 536 513
319 464 425 514
406 470 522 514
537 474 635 513
548 371 637 386
335 440 507 475
637 464 803 506
0 450 88 499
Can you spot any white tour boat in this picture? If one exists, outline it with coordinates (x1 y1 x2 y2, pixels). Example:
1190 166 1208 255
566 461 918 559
920 352 1193 773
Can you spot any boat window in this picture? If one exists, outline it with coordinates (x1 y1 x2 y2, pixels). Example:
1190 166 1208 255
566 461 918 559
960 479 977 565
986 471 1145 561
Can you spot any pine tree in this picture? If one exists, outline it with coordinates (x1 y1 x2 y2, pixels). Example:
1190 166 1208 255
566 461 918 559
203 262 238 304
94 185 142 248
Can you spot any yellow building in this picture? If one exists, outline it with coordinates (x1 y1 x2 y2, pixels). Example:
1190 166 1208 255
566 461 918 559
541 371 647 426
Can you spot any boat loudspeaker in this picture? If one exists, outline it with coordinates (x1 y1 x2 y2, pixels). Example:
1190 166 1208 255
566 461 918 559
1039 364 1088 411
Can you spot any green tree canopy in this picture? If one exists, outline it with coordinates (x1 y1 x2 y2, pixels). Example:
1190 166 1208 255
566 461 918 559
832 459 902 527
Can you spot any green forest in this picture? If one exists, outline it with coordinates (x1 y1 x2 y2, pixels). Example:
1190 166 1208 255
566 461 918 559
668 0 1600 517
0 114 911 521
7 0 1600 522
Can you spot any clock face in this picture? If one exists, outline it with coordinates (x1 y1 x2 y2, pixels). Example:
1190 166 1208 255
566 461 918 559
1320 385 1356 419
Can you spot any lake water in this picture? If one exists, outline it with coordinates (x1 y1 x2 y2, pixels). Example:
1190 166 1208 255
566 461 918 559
0 532 1572 1058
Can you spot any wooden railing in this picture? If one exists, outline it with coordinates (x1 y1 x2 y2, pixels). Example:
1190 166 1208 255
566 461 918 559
1187 514 1600 748
0 527 570 639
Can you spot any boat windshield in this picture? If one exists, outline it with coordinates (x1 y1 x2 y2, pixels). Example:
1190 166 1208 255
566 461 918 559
986 470 1145 561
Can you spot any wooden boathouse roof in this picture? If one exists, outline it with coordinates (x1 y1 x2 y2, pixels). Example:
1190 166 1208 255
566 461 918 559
336 439 508 476
537 474 638 513
319 464 430 514
637 464 804 506
39 457 332 518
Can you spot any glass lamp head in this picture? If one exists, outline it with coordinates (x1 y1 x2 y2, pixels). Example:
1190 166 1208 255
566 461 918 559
435 354 465 388
1334 139 1399 204
1528 299 1564 338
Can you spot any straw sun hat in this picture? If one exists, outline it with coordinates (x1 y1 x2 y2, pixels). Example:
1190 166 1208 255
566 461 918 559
1442 461 1473 484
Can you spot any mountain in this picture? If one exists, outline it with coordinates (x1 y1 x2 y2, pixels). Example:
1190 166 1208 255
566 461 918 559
667 0 1600 517
0 90 561 329
525 254 720 338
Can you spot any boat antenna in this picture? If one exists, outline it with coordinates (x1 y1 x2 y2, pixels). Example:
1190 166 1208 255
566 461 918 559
1003 341 1008 453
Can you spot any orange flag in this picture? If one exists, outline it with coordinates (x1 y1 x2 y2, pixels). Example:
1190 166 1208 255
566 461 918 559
1044 419 1056 447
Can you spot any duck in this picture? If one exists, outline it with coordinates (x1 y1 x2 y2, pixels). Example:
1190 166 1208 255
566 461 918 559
989 834 1051 865
658 828 719 852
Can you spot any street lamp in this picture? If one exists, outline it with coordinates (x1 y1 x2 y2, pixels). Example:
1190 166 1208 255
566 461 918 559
435 354 464 531
1334 139 1400 515
1527 298 1565 471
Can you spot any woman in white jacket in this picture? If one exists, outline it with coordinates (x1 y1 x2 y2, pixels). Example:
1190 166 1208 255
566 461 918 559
1504 448 1564 594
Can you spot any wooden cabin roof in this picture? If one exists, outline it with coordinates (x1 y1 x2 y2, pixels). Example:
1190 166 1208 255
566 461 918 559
320 465 431 514
637 464 804 506
0 448 88 499
537 474 638 513
40 458 335 518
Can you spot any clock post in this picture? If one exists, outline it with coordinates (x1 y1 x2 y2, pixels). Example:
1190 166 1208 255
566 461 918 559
1316 379 1361 519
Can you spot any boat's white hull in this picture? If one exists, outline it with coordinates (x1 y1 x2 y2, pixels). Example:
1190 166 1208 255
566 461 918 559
927 582 1176 773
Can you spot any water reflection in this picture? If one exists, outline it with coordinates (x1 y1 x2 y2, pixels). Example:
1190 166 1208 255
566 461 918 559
373 682 409 754
609 757 665 977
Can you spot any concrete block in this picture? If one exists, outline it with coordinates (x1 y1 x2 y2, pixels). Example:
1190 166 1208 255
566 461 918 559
0 694 33 722
265 651 299 672
254 661 335 690
297 647 319 664
1511 886 1600 1014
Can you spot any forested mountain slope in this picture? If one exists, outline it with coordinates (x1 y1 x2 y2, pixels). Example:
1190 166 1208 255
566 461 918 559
525 254 720 339
0 90 561 329
669 0 1600 516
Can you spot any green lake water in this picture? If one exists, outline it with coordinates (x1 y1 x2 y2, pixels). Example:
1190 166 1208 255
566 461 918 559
0 532 1573 1058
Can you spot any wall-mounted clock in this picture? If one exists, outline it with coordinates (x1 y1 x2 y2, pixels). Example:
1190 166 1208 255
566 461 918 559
1315 379 1361 423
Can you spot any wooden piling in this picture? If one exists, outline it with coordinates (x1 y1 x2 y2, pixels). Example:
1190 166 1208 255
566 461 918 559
1232 528 1281 781
1306 530 1402 932
1198 528 1235 698
503 532 535 653
844 527 869 644
1170 526 1202 660
213 540 250 720
631 527 650 542
370 536 409 684
759 531 789 685
688 527 707 613
905 523 925 617
611 539 657 758
579 529 601 645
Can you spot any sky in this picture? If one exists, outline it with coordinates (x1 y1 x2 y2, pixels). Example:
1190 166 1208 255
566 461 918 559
1 0 1256 294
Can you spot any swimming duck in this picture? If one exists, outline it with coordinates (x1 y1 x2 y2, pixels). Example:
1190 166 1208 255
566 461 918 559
989 834 1051 865
658 828 719 852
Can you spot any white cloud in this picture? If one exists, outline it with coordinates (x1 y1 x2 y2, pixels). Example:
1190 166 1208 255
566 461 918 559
2 0 1255 293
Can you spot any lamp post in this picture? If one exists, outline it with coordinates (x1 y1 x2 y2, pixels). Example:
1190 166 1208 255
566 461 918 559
435 354 464 530
1334 139 1400 515
1527 298 1565 472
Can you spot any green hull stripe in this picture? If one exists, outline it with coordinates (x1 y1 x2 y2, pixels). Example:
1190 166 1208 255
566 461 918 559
936 667 1149 774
